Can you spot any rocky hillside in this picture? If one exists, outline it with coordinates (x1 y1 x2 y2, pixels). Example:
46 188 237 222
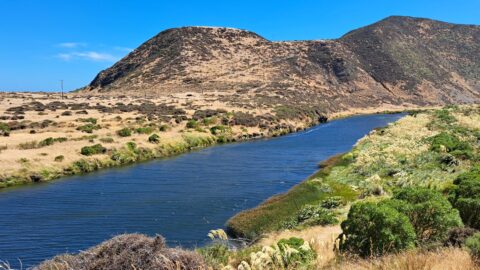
83 16 480 113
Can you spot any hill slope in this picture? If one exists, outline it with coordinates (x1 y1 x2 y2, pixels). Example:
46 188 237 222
83 16 480 113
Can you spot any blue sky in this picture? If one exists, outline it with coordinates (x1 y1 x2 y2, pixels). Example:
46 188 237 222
1 0 479 92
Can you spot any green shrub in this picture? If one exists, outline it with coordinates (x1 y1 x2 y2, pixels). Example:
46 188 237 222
116 128 132 137
0 122 10 136
38 137 54 147
135 126 154 134
466 233 480 261
197 244 230 268
390 187 463 245
429 132 472 159
296 205 338 226
434 109 456 124
77 123 101 133
321 196 344 209
80 144 107 156
148 134 160 144
449 168 480 229
54 155 65 162
126 141 137 151
18 141 38 150
78 118 97 124
339 201 416 257
210 125 230 135
159 124 170 132
186 119 199 129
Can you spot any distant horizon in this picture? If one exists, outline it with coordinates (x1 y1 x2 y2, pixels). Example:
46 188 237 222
1 0 479 92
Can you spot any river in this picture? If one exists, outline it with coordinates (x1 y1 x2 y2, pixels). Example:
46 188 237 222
0 113 404 267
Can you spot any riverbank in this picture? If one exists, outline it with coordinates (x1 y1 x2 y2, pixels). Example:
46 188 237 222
33 104 480 269
0 91 426 189
228 105 480 239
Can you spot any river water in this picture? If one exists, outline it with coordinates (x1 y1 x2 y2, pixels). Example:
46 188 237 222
0 113 403 267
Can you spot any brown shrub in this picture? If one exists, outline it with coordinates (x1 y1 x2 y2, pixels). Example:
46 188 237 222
34 234 207 270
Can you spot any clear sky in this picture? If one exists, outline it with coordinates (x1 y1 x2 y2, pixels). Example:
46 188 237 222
1 0 479 92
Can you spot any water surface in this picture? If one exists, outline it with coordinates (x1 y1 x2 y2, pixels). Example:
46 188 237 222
0 114 404 267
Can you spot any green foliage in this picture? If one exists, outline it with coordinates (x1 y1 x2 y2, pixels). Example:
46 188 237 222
80 144 107 156
0 122 10 136
339 201 416 257
54 155 64 162
148 134 160 144
159 124 170 132
77 123 101 133
449 168 480 229
296 205 338 226
197 244 230 268
466 233 480 260
38 137 54 147
135 126 155 134
210 125 230 135
321 196 344 209
434 109 457 124
186 119 199 129
391 187 463 244
429 132 472 159
116 128 132 137
78 118 97 124
126 142 137 151
277 237 316 266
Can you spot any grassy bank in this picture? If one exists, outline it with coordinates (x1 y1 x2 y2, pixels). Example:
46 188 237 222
228 105 480 239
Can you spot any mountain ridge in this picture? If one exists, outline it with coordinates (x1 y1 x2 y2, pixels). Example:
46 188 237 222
83 16 480 114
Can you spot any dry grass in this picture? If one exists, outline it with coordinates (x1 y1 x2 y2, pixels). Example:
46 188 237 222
34 234 207 270
326 248 479 270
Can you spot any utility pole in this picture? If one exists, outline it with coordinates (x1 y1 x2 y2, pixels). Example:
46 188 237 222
60 80 64 99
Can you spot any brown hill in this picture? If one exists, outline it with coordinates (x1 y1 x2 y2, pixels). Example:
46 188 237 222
83 16 480 113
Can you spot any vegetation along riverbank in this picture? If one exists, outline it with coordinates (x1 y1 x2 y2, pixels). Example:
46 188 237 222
34 105 480 269
0 91 422 189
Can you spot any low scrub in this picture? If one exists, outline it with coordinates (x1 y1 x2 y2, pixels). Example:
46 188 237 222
80 144 107 156
116 127 132 137
77 123 101 133
35 234 206 270
449 167 480 229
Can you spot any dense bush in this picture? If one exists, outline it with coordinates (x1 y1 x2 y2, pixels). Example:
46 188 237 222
466 233 480 261
445 227 478 247
434 109 456 124
210 125 230 135
159 124 170 132
116 128 132 137
449 168 480 229
277 237 316 266
321 196 344 209
186 119 199 129
80 144 107 156
148 134 160 144
391 187 463 244
429 132 472 159
78 117 97 124
77 123 101 133
339 201 416 257
54 155 64 162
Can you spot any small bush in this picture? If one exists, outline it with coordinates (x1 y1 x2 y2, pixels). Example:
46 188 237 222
321 196 344 209
296 205 338 226
135 126 154 134
186 119 199 129
38 137 54 147
99 137 114 143
80 144 107 156
210 125 230 135
18 141 38 150
78 117 97 124
339 201 416 257
159 124 170 132
0 122 10 136
54 155 65 162
77 123 101 133
277 237 316 266
148 134 160 144
445 227 478 247
466 233 480 261
117 128 132 137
